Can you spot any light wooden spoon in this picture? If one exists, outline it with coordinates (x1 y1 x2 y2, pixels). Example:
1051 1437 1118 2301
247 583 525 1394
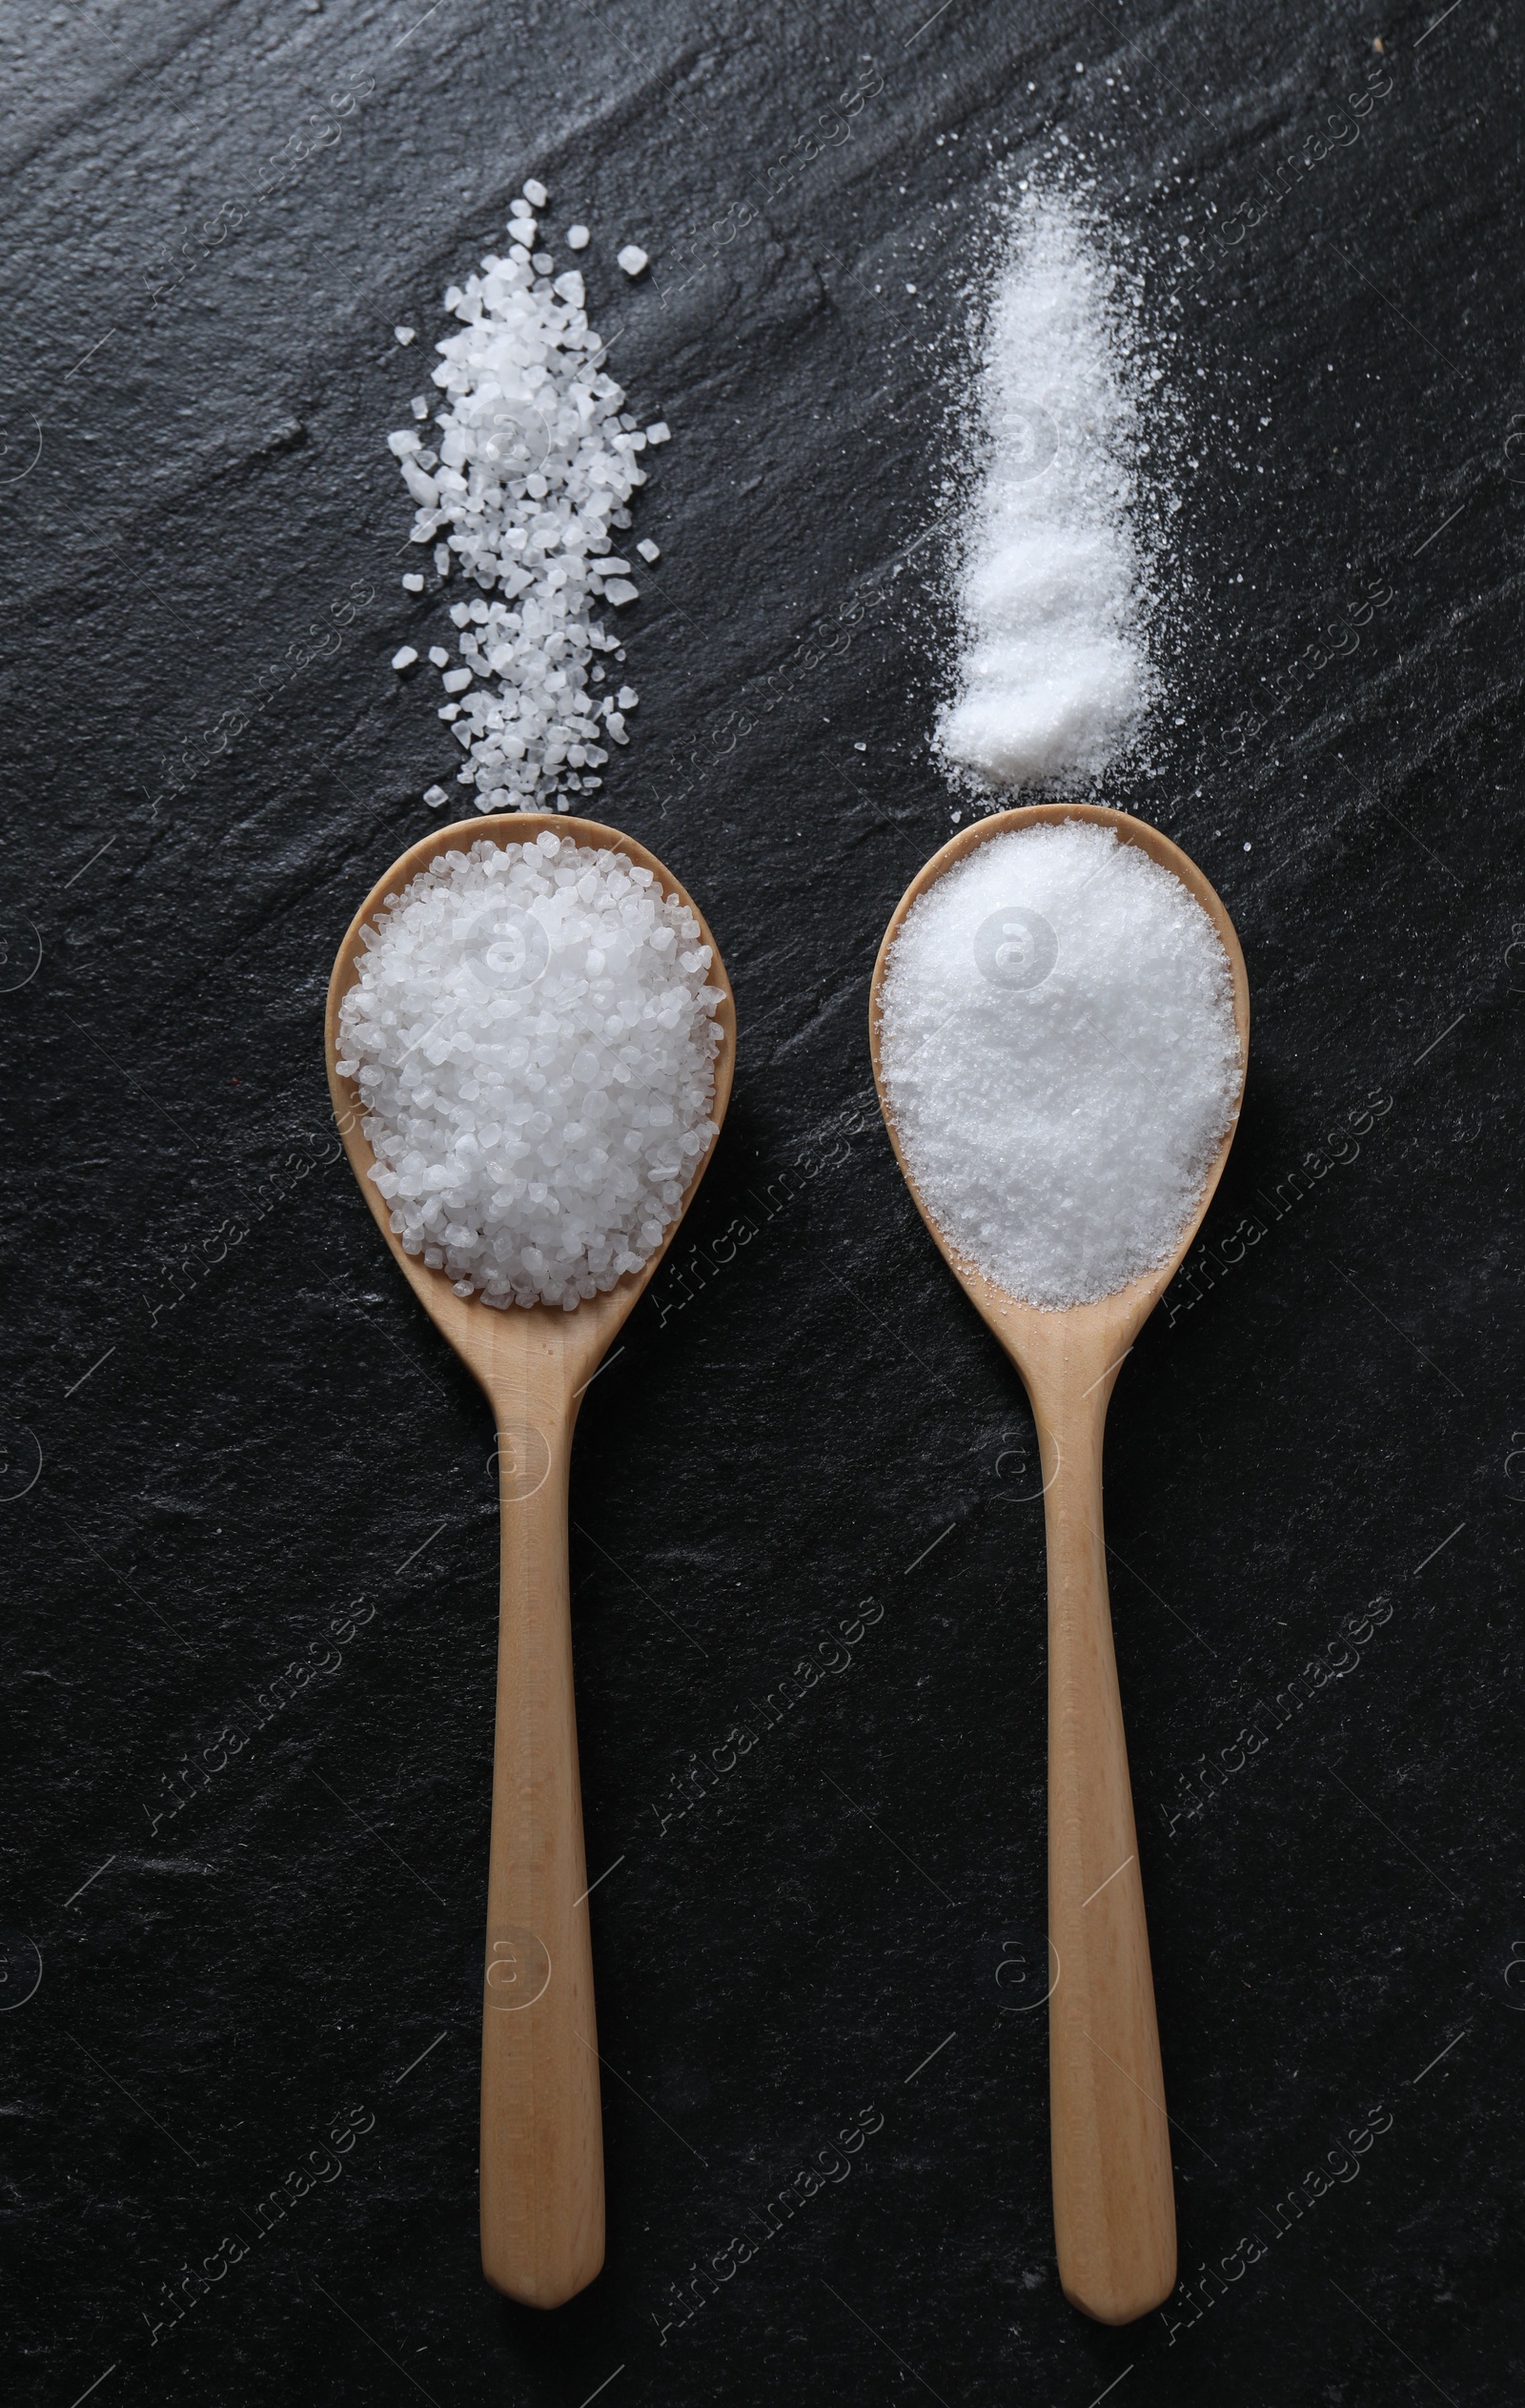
869 802 1248 2326
326 812 735 2310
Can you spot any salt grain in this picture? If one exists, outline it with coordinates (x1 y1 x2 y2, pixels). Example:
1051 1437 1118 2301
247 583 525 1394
878 822 1238 1308
617 244 648 276
336 835 723 1311
936 191 1158 794
567 224 590 250
388 208 662 812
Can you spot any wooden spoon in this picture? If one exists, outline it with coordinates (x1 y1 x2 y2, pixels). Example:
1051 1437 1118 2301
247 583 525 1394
325 813 736 2309
868 803 1248 2325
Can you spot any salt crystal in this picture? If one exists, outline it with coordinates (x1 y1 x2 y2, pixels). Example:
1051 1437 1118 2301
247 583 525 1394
566 224 590 250
392 645 418 670
339 837 722 1311
617 244 648 276
395 325 417 345
636 539 660 561
645 421 670 444
935 191 1161 794
402 573 424 592
878 822 1238 1308
385 210 668 809
522 178 548 208
428 645 449 667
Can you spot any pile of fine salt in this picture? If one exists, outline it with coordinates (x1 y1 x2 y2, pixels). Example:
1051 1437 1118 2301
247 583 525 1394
388 186 668 814
878 822 1238 1308
935 191 1156 794
336 833 723 1311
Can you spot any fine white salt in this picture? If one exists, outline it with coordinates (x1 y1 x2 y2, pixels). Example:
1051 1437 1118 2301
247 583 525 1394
878 822 1238 1308
336 833 724 1312
388 208 664 812
936 192 1156 795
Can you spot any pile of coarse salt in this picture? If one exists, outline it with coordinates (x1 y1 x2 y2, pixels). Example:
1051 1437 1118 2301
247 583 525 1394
336 833 723 1311
878 822 1238 1308
388 181 669 814
936 189 1158 795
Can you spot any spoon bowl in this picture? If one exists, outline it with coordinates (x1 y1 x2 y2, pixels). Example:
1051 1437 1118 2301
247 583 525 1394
327 813 735 2309
869 803 1248 2325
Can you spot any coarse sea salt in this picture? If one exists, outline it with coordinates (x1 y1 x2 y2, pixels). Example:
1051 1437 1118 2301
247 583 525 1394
935 190 1158 794
388 192 663 814
336 833 723 1312
878 822 1238 1309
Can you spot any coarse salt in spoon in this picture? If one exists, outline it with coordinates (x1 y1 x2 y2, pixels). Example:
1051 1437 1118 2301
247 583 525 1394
326 813 735 2307
869 803 1249 2324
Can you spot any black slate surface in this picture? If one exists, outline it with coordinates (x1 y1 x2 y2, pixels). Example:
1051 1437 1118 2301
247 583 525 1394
4 2 1523 2401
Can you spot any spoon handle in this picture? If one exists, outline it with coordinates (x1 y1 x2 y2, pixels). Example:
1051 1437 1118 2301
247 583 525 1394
1040 1394 1176 2323
479 1404 605 2307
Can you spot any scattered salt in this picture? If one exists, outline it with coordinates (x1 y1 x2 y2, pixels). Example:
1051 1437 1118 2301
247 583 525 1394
522 178 548 209
392 645 418 670
935 191 1159 794
636 538 660 561
878 821 1238 1308
401 573 424 592
645 421 670 444
388 208 661 812
336 834 723 1311
618 244 648 276
395 325 417 346
567 224 590 250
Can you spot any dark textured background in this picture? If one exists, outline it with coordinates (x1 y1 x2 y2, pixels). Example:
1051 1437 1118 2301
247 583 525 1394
3 1 1522 2401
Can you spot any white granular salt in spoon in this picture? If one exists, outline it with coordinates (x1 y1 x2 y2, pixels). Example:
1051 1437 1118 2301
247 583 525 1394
878 822 1238 1309
936 191 1157 794
336 833 722 1311
389 189 660 815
